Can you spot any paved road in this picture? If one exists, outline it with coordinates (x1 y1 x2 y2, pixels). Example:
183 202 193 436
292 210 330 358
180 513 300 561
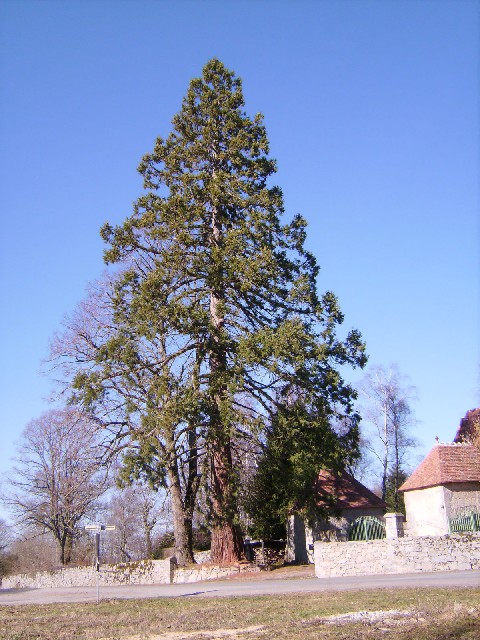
1 570 479 605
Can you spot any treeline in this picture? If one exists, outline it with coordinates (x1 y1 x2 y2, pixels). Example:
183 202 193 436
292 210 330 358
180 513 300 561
0 483 210 576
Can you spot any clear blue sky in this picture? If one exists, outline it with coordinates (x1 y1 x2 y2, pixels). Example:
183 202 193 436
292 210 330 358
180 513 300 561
0 1 478 492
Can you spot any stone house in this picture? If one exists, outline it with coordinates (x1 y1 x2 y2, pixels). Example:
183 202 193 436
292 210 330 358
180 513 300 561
399 442 480 536
286 468 386 563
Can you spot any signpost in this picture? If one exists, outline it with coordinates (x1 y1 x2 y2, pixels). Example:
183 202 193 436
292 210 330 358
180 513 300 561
85 524 115 603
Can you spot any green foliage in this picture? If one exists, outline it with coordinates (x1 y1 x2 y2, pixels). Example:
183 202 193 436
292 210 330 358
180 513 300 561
192 527 211 551
384 468 408 514
155 531 175 550
245 398 361 538
151 527 210 558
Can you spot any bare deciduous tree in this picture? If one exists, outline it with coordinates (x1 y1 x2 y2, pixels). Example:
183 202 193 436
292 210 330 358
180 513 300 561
4 408 110 565
0 518 14 578
0 518 10 554
100 484 167 563
359 365 418 510
7 533 58 574
49 274 203 566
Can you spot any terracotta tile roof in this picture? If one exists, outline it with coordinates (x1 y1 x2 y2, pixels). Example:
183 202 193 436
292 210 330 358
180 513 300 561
315 469 386 510
399 443 480 492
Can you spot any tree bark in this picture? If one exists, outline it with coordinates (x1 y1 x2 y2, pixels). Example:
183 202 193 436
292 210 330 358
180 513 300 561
209 440 244 563
145 528 153 559
142 506 154 559
167 464 194 566
208 204 244 563
381 402 389 502
57 531 72 566
57 540 66 566
393 415 400 512
64 532 73 565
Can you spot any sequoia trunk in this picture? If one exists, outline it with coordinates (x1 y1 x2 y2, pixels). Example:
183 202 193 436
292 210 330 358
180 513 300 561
207 203 243 563
209 440 244 563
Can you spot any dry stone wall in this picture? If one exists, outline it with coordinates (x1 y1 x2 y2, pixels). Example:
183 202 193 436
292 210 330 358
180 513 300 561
1 558 175 589
314 533 480 578
1 558 259 590
173 562 259 583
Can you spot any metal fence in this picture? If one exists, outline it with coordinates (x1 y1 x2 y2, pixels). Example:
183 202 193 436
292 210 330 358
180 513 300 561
348 516 386 541
449 511 480 533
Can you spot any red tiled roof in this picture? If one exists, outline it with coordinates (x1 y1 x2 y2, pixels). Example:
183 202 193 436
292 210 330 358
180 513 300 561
399 443 480 492
315 469 386 510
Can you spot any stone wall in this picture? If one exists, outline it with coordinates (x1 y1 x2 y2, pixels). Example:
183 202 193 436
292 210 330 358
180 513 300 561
1 558 175 589
173 562 259 583
286 509 386 564
1 558 258 590
314 533 480 578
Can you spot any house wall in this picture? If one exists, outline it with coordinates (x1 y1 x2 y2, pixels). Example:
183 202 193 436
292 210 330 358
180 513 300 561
443 483 480 518
404 484 480 536
404 486 449 536
314 533 480 578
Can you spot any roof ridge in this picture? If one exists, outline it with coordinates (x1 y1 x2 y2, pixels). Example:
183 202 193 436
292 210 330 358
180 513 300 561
436 442 475 447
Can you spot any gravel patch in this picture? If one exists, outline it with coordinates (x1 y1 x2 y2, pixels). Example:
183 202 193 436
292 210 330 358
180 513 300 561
305 609 413 625
99 626 266 640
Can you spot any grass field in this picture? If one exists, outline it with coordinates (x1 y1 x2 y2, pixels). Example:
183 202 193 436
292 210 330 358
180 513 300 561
1 587 479 640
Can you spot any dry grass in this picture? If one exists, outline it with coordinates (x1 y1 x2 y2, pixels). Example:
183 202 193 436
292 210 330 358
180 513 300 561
1 587 479 640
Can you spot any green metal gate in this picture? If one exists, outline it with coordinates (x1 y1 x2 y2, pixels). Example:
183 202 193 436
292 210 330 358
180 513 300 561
449 511 480 533
348 516 386 541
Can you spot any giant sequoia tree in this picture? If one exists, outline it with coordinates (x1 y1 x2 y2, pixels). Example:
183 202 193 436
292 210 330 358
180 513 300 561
68 59 366 563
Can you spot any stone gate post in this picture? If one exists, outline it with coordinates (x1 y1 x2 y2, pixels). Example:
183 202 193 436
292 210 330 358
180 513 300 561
384 513 405 539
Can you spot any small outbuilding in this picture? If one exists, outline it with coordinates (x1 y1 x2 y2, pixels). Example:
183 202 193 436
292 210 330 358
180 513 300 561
399 442 480 536
286 468 386 563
